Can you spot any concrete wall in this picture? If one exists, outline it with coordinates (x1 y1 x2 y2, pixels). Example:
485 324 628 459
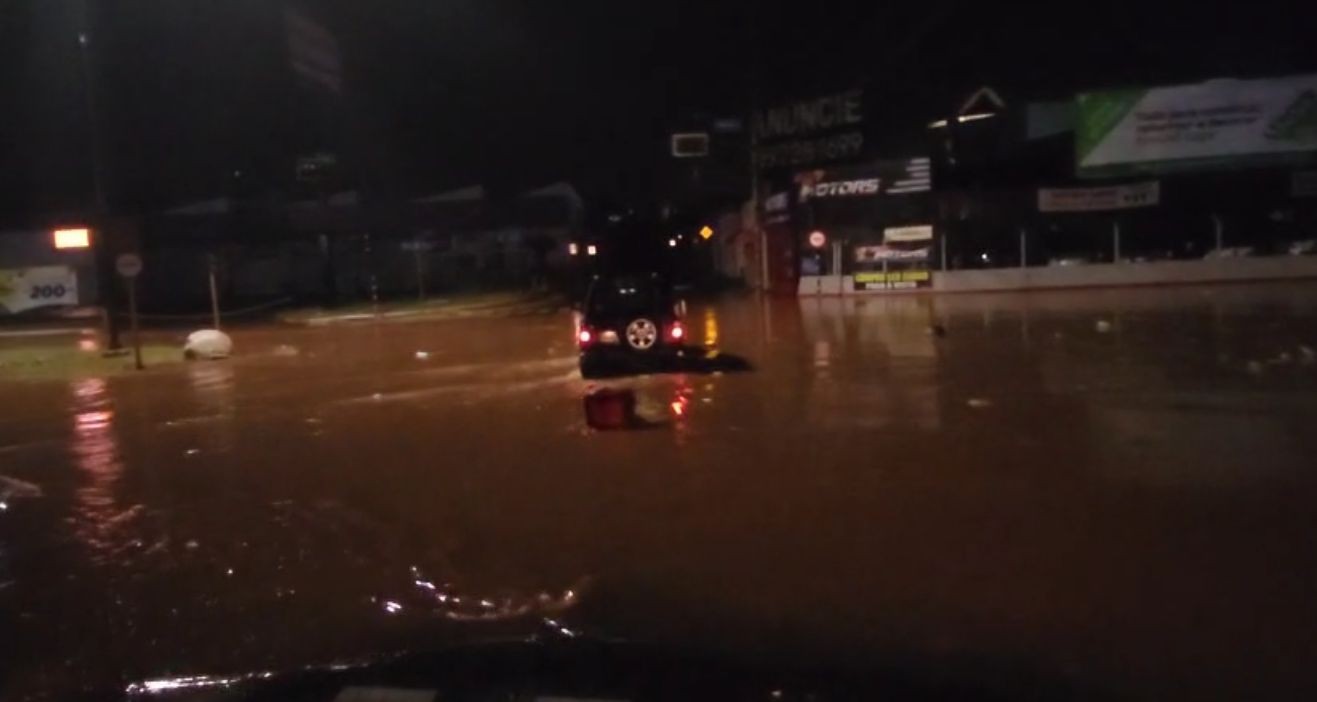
798 255 1317 296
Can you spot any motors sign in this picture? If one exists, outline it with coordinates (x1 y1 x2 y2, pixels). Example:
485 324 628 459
797 158 932 201
1038 181 1161 212
801 178 881 200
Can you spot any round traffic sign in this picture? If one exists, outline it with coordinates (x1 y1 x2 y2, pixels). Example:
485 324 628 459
116 253 143 278
808 230 827 249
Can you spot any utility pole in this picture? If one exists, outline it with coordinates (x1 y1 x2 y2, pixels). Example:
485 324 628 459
76 0 122 350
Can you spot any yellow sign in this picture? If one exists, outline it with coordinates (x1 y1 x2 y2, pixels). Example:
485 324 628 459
854 270 931 285
699 225 714 240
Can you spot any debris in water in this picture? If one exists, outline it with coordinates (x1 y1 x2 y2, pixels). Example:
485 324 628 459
1095 320 1113 333
184 329 234 360
967 398 993 409
1269 351 1293 366
0 475 43 500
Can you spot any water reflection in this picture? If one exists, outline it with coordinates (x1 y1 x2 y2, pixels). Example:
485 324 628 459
68 377 137 566
703 306 719 349
799 297 944 431
380 566 587 624
187 363 237 454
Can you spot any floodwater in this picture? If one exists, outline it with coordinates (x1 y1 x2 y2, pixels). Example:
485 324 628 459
3 282 1317 699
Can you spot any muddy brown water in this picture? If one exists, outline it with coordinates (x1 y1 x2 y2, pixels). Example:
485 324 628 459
3 283 1317 699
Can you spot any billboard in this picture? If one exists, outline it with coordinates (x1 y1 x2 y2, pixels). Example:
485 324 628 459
796 158 931 201
753 89 865 170
0 266 79 315
1077 74 1317 177
1038 181 1160 212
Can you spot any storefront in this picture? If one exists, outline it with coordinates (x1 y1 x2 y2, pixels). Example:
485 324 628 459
792 158 938 294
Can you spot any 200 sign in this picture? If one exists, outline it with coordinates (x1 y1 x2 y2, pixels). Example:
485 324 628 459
29 284 68 299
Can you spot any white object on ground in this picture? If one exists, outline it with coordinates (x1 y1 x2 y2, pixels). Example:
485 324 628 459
184 330 233 360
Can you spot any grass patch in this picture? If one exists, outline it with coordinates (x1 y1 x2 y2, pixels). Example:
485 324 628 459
0 344 183 381
279 291 561 325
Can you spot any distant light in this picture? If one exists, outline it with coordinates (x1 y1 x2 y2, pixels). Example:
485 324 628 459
670 401 685 417
586 244 598 256
928 113 995 130
383 600 403 614
668 238 677 248
980 252 991 262
53 228 91 249
699 225 715 240
578 329 592 345
670 323 684 340
568 242 579 256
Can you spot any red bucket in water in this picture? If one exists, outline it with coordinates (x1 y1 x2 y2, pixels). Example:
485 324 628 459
583 388 637 430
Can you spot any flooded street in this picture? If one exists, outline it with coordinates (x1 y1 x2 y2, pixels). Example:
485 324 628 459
4 283 1317 699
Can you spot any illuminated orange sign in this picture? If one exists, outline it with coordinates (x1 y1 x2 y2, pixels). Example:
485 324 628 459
53 228 91 250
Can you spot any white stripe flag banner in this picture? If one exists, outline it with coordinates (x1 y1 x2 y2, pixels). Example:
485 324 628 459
286 5 343 95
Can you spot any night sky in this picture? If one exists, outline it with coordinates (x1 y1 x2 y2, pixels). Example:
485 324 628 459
2 1 1313 220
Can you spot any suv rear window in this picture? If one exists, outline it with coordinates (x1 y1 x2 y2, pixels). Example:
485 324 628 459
588 277 667 317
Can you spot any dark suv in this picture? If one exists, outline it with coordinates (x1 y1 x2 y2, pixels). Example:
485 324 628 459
577 273 685 377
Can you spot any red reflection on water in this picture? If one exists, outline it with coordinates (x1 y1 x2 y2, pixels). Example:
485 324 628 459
68 377 135 565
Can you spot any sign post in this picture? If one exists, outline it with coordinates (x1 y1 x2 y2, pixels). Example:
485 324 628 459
116 253 144 370
208 253 222 331
402 240 434 301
